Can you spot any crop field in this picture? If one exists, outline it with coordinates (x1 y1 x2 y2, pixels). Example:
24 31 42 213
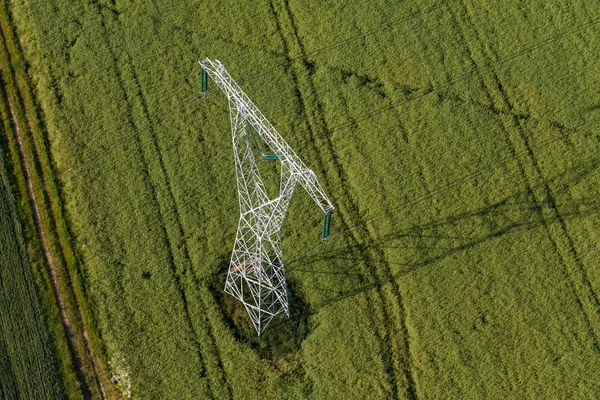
3 0 600 398
0 142 62 397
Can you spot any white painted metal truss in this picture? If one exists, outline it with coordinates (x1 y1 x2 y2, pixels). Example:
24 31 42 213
199 58 334 335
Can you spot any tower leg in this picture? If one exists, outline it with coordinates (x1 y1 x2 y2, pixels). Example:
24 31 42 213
225 217 288 335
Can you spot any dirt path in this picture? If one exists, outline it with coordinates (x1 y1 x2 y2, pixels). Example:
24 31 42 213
6 98 106 399
0 5 108 397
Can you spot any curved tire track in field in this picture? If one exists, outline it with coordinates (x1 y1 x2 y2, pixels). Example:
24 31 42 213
449 0 600 352
269 1 418 398
318 60 423 400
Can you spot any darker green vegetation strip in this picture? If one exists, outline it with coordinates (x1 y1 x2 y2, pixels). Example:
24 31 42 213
0 135 63 399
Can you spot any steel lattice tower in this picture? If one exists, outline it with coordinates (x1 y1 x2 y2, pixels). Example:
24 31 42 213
199 58 334 335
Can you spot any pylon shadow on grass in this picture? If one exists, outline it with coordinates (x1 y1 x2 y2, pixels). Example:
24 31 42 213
287 159 600 312
209 256 311 361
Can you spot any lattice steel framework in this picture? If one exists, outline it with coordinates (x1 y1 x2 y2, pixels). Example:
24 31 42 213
199 58 334 335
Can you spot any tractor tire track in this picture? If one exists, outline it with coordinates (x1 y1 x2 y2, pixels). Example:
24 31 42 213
67 4 233 391
278 3 409 398
452 0 600 351
466 5 600 328
122 54 233 400
330 56 424 400
338 78 421 400
461 0 600 312
269 0 387 367
113 63 211 389
95 4 232 397
338 74 423 397
283 7 419 399
110 51 210 383
88 4 216 397
270 1 418 398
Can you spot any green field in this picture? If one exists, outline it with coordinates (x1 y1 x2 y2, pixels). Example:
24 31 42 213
4 0 600 398
0 143 63 398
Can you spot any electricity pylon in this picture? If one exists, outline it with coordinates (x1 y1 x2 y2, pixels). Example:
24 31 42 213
199 58 334 335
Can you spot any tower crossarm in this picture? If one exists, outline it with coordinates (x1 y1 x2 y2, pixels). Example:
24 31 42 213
199 58 334 214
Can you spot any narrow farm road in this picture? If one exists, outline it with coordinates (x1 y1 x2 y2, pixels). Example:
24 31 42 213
5 98 106 399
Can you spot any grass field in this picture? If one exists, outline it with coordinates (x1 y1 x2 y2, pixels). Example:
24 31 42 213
0 141 63 398
4 0 600 398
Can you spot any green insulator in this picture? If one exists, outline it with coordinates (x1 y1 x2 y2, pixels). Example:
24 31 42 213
262 154 279 161
247 122 265 153
200 69 209 92
321 212 332 239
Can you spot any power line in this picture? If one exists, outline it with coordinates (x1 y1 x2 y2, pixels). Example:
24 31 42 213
290 118 596 260
67 14 600 241
308 15 600 135
65 11 600 269
188 13 600 151
238 2 448 85
67 12 600 193
182 8 600 132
